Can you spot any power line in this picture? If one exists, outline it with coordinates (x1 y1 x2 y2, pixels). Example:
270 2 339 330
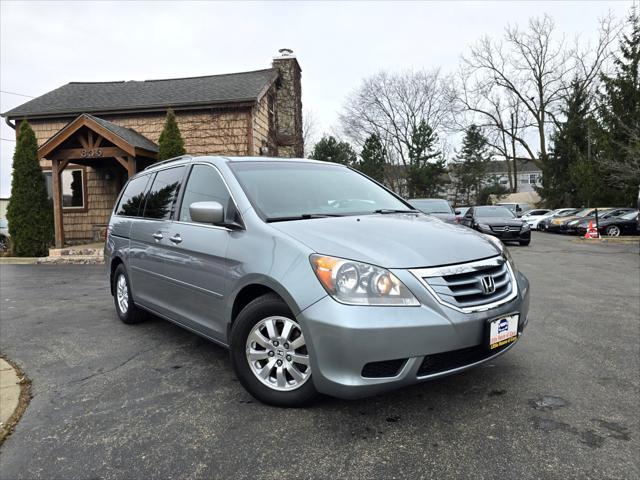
1 138 16 142
0 90 34 98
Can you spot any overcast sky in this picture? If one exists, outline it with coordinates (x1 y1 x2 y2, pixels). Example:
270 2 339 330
0 0 631 197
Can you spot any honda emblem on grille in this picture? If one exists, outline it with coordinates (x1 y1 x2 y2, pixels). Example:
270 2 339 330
481 275 495 295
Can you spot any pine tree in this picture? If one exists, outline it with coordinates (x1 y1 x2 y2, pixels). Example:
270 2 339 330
539 79 591 207
158 109 186 161
357 134 386 183
6 121 53 256
309 136 357 166
596 8 640 205
451 125 491 204
406 120 447 197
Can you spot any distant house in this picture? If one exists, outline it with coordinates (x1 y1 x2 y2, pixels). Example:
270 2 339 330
1 49 303 247
484 158 543 193
0 197 8 220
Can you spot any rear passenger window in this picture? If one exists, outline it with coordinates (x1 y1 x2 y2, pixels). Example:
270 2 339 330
143 167 185 220
116 175 150 217
179 165 232 222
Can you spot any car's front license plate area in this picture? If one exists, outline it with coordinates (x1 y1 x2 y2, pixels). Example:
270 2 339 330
487 314 519 350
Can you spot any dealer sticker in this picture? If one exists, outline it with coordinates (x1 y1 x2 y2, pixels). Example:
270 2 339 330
489 314 519 350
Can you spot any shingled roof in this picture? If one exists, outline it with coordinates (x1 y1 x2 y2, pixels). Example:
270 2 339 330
85 114 158 152
2 68 279 119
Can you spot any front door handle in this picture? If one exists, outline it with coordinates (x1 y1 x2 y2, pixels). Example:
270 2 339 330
169 234 183 244
152 232 163 241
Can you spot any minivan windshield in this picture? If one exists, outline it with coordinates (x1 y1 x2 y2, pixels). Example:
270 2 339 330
229 161 412 221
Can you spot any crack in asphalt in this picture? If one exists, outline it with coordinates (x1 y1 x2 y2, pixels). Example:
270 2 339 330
68 346 155 386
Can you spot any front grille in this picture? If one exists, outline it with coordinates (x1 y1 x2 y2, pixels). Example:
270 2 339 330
410 256 517 312
361 359 406 378
490 225 521 233
417 343 510 377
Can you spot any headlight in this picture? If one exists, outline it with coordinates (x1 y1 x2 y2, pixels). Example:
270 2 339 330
477 223 491 231
522 223 530 231
483 234 517 270
310 254 419 306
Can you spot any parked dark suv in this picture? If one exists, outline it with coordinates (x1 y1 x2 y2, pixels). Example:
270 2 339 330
459 206 531 246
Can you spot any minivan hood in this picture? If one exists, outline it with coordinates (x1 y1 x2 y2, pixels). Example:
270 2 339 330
270 213 499 268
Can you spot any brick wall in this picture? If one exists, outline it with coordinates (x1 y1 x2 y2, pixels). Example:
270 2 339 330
272 56 303 157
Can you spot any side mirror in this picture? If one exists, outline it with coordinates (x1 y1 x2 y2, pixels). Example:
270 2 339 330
454 210 461 215
189 201 224 224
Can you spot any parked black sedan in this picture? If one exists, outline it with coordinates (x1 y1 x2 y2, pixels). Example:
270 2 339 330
408 198 456 223
575 210 639 237
459 205 531 245
566 208 636 234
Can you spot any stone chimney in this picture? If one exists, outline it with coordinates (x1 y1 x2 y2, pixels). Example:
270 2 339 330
272 48 303 157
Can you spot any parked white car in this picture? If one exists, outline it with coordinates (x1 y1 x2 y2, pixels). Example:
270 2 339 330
521 209 552 230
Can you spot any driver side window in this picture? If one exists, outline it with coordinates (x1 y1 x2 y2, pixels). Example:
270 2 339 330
179 164 232 223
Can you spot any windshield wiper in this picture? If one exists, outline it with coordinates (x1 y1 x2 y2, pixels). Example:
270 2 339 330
265 213 344 223
372 209 419 214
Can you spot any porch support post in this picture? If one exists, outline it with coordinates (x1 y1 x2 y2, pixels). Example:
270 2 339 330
51 158 65 248
115 155 137 177
127 156 136 177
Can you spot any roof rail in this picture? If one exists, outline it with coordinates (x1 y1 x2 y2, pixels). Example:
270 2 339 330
144 155 193 170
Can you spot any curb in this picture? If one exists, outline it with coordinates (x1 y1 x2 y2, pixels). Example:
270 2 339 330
0 258 40 265
0 356 32 445
0 257 104 265
575 237 640 245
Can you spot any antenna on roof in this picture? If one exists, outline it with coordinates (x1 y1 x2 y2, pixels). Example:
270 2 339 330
278 48 294 56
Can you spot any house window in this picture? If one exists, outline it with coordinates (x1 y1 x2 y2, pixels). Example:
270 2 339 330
530 173 538 184
43 168 86 209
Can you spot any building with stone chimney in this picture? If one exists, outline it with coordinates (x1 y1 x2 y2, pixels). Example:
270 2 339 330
1 49 303 246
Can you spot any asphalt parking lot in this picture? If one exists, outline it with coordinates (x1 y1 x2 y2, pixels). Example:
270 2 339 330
0 232 638 480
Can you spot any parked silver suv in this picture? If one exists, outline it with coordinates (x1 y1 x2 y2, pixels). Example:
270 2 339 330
106 156 530 406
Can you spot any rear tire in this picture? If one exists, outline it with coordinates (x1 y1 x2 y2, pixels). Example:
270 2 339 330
230 293 318 407
605 225 620 237
113 264 147 324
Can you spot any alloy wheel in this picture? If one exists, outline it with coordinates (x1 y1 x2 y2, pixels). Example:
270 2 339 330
116 274 129 313
245 316 310 391
606 225 621 237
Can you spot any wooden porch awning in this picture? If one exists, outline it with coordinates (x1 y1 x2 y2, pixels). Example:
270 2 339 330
38 113 158 175
39 114 158 247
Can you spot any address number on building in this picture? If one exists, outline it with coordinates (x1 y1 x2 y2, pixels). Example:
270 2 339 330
81 149 103 158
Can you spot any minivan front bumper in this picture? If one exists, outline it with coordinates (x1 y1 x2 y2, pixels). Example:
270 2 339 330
297 271 530 399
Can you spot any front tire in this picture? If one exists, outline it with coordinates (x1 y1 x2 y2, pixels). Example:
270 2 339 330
230 293 318 407
112 264 147 324
519 239 531 246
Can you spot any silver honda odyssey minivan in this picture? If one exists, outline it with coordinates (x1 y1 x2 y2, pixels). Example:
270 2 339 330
106 156 530 406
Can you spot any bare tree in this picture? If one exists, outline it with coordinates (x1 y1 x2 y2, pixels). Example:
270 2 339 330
340 69 456 168
458 13 619 169
302 107 319 157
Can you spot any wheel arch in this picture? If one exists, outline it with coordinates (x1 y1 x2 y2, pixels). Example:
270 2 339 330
109 255 125 296
227 277 301 339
